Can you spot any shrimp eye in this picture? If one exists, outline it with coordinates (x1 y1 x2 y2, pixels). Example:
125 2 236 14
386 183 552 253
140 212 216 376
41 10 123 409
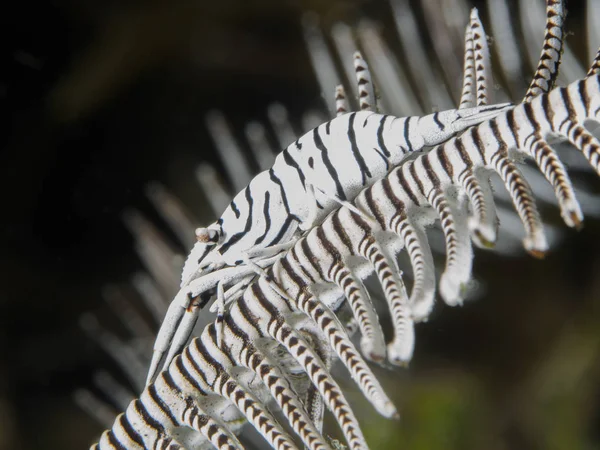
195 228 220 243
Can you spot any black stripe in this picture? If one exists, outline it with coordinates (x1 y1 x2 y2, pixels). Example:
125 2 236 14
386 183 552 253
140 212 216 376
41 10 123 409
422 155 440 188
269 169 292 215
195 243 215 266
107 430 127 450
300 238 326 280
482 103 512 112
372 147 390 170
469 126 487 162
432 112 445 131
577 78 590 113
148 384 178 426
230 201 241 219
396 168 420 206
331 211 354 253
348 112 372 185
315 227 341 267
381 177 406 228
266 215 298 247
540 87 553 125
348 209 371 235
254 191 271 245
290 245 315 283
219 186 254 255
237 298 263 335
134 399 165 433
175 355 207 395
559 87 576 121
313 127 346 200
184 345 209 385
505 108 520 146
455 136 472 166
279 258 307 301
251 283 281 319
376 115 391 157
223 313 250 340
409 161 426 196
365 187 386 229
436 145 453 178
489 119 508 153
282 147 306 190
191 339 223 374
119 415 145 447
523 101 540 131
162 372 182 395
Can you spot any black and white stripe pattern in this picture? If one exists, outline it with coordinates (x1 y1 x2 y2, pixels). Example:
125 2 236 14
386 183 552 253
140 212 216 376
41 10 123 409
459 8 491 108
184 104 509 277
94 274 394 450
151 104 509 382
80 1 600 448
148 0 570 393
93 72 600 450
522 0 565 102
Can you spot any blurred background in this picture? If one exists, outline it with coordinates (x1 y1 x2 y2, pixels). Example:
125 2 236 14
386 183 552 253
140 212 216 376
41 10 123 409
0 1 598 449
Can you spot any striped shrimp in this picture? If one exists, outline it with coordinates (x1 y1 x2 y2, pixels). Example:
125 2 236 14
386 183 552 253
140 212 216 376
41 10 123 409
185 104 508 274
93 70 600 450
146 56 511 382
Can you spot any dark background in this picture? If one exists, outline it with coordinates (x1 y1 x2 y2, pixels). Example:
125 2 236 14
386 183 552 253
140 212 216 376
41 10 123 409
0 1 598 449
